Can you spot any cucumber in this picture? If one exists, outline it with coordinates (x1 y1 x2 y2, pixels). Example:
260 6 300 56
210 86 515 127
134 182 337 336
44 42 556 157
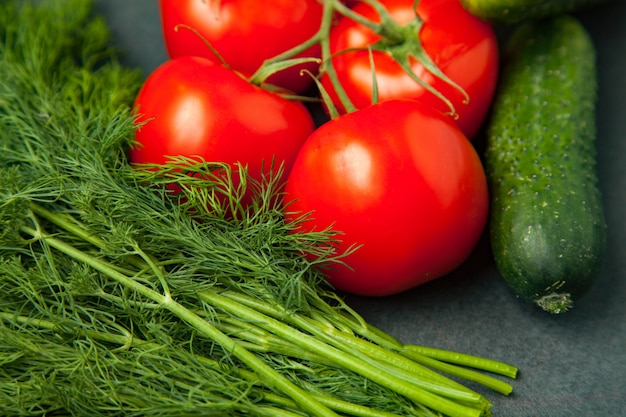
460 0 609 24
484 16 607 314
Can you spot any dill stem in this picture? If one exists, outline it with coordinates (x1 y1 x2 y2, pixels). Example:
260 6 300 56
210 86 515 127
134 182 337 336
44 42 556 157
298 319 487 400
18 225 340 417
1 314 404 417
311 299 519 386
0 313 134 348
285 393 404 417
213 320 333 365
399 350 516 395
288 314 484 402
220 290 515 396
403 345 519 380
336 313 518 393
308 311 515 395
23 204 507 407
29 203 108 249
25 202 514 399
200 291 485 417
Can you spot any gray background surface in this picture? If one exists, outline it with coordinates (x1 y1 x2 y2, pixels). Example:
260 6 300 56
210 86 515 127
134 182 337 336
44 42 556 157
93 1 626 415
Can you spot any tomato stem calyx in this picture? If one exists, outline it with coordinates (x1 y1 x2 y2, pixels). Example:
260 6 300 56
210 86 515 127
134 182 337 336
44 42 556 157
368 3 470 117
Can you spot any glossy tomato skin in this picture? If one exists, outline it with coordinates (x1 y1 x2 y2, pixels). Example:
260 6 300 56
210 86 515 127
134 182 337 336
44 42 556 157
284 100 488 296
131 56 315 194
159 0 323 94
321 0 499 139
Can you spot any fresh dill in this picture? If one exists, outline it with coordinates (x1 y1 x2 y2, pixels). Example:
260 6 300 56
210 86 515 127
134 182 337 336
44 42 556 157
0 1 517 416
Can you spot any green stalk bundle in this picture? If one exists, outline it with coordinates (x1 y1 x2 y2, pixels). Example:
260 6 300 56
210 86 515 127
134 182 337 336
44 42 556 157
0 1 517 416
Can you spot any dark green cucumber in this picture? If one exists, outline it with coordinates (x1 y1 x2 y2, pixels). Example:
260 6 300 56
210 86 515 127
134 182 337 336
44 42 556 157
484 16 607 314
460 0 609 24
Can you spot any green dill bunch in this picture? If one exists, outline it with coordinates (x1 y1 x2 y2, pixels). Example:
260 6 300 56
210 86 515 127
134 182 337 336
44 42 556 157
0 0 143 191
0 0 343 312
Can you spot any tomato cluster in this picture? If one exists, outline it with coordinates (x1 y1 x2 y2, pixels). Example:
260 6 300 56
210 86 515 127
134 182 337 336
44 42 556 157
131 0 498 296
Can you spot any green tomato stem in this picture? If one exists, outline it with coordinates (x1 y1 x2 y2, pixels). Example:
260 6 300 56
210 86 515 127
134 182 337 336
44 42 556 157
336 0 406 42
247 0 357 112
320 0 358 113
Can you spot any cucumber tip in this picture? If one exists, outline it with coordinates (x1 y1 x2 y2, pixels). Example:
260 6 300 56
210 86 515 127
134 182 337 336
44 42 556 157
535 292 573 314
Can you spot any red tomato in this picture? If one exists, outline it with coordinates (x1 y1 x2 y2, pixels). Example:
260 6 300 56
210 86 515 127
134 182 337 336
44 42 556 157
283 100 488 296
321 0 499 139
131 56 315 201
159 0 324 94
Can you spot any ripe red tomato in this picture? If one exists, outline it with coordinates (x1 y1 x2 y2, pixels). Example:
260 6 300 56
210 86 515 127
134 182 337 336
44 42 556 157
283 100 488 296
131 56 315 201
159 0 324 94
321 0 499 139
